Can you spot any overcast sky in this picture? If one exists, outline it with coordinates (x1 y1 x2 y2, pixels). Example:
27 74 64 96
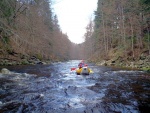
52 0 98 44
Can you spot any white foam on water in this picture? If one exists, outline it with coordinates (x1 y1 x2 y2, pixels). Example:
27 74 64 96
0 101 2 105
112 70 144 74
62 74 78 80
76 82 95 87
68 96 85 108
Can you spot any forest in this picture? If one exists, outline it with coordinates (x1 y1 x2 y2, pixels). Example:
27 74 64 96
82 0 150 70
0 0 149 70
0 0 81 65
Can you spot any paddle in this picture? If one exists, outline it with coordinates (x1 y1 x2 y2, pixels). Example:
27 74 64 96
89 69 94 73
71 68 76 71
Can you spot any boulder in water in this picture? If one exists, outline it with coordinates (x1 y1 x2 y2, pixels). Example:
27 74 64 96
1 68 11 74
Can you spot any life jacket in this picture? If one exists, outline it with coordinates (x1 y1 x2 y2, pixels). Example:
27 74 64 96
78 62 84 68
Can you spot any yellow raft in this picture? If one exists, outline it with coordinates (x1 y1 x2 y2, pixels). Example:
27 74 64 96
76 67 92 75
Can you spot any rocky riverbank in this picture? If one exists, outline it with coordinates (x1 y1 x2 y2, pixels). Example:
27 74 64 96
0 55 50 66
96 55 150 72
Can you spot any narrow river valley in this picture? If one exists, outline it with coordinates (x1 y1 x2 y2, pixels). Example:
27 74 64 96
0 60 150 113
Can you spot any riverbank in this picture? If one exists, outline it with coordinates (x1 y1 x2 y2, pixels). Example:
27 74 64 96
87 48 150 73
95 55 150 73
0 54 61 66
0 57 49 66
0 53 149 73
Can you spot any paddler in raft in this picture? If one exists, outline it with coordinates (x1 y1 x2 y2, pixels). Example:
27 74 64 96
76 60 90 75
78 60 85 68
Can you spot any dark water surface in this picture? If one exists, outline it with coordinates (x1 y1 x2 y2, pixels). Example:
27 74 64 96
0 60 150 113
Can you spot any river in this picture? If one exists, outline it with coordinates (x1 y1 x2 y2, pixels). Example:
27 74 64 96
0 60 150 113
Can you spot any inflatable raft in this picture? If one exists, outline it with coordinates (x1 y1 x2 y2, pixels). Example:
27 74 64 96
76 67 91 75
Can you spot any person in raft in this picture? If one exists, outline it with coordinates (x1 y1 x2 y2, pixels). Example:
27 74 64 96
77 61 90 75
78 60 85 68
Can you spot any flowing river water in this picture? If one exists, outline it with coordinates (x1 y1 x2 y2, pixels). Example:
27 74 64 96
0 60 150 113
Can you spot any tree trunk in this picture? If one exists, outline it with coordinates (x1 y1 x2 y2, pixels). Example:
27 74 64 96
121 6 126 56
130 17 135 58
147 27 150 55
101 5 107 55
